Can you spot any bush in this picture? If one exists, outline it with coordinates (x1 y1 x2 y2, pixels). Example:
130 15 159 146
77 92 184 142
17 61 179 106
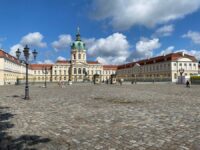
191 76 200 80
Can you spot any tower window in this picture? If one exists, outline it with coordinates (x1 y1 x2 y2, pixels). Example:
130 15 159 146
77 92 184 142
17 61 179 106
78 53 81 59
73 54 76 59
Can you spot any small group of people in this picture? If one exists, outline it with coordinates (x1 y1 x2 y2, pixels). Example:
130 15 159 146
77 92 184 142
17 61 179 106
58 80 65 88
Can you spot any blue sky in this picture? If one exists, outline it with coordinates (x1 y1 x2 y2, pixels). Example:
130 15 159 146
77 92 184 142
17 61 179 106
0 0 200 64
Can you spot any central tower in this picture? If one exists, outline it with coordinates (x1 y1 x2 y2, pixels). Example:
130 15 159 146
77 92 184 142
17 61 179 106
69 28 88 82
71 27 87 63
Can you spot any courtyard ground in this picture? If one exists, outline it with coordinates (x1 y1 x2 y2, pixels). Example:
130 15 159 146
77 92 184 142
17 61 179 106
0 83 200 150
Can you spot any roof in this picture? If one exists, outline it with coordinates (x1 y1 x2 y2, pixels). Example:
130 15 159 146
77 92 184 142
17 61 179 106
0 49 20 64
56 60 70 64
87 61 100 64
118 52 198 70
71 28 86 50
103 65 118 70
30 64 53 70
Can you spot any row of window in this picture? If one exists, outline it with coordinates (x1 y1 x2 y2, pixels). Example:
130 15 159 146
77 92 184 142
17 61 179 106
34 70 51 75
174 73 193 79
73 53 85 60
34 69 115 75
174 63 196 67
74 68 86 74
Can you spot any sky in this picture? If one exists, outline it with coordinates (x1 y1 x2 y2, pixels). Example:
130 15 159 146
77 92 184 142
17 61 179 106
0 0 200 65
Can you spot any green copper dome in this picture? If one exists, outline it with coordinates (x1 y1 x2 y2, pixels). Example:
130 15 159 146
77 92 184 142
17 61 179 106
71 27 86 51
71 41 86 50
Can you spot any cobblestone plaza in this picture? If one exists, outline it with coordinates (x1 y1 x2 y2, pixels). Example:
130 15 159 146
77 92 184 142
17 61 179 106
0 83 200 150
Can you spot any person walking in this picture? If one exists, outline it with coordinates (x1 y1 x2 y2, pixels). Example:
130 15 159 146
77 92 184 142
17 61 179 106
186 80 190 88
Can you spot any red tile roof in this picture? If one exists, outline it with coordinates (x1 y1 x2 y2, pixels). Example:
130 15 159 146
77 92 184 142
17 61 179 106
56 60 70 64
0 49 20 64
118 52 198 70
30 64 53 70
103 65 118 70
87 61 100 64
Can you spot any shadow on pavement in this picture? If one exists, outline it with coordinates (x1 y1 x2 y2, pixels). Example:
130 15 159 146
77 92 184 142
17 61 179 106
0 106 51 150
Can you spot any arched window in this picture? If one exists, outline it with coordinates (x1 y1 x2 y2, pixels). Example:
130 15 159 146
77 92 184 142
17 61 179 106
78 68 81 74
83 68 86 74
74 68 77 74
73 54 76 60
78 53 81 59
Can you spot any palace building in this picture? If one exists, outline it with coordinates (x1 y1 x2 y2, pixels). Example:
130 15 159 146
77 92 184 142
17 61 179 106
0 29 199 85
117 52 199 82
0 29 117 85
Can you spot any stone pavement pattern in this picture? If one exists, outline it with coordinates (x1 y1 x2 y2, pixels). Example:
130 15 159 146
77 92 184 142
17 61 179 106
0 83 200 150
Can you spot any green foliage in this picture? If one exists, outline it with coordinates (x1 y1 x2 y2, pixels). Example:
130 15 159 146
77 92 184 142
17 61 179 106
191 76 200 80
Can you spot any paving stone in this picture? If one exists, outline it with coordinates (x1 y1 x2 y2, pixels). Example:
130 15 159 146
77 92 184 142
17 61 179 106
0 83 199 149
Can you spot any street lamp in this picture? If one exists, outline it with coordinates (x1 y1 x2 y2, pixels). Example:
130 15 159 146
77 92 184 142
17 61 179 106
179 68 184 84
42 67 49 88
16 45 38 100
68 62 73 85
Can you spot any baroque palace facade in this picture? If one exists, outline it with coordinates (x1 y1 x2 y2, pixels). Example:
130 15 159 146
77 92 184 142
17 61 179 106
117 52 199 83
0 30 117 85
0 30 199 86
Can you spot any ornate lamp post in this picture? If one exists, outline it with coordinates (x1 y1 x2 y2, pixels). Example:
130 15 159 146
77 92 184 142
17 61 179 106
179 68 184 84
42 67 49 88
68 62 73 85
16 45 38 100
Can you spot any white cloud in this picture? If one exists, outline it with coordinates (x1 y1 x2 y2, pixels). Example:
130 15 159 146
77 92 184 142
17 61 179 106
153 25 174 37
136 38 161 57
127 38 161 61
175 49 200 60
52 34 72 51
9 32 46 57
57 56 66 61
182 31 200 44
20 32 47 48
86 33 130 64
37 59 54 64
91 0 200 30
9 44 24 57
159 46 175 55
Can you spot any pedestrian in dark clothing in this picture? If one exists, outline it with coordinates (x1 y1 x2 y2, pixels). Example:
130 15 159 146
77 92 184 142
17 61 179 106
186 80 190 88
